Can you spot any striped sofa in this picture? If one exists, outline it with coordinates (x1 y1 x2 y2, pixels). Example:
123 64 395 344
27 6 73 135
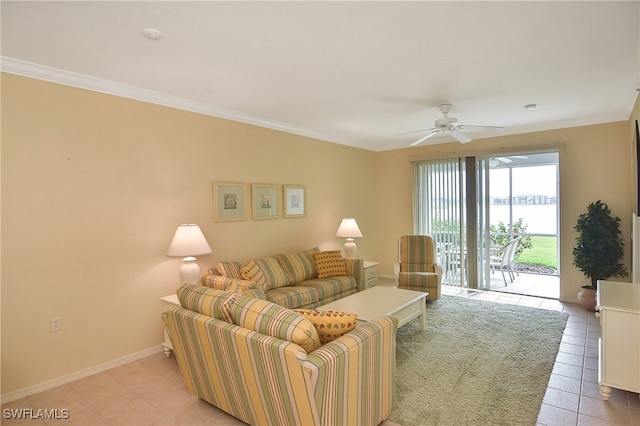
163 284 397 426
201 247 364 309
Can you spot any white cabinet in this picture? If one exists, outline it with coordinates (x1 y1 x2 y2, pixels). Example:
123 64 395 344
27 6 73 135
596 280 640 400
363 261 379 289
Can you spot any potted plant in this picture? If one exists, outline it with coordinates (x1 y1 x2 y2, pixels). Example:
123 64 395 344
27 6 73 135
572 200 628 311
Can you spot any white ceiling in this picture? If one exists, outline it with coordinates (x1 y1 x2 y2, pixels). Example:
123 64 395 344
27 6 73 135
2 1 639 152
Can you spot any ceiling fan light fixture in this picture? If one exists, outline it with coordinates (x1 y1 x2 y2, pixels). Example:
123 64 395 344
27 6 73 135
403 103 503 147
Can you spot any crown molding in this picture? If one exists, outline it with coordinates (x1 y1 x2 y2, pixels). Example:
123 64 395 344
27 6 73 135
0 56 350 147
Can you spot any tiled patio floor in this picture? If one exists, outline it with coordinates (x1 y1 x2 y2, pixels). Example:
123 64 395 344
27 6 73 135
486 270 560 298
443 271 560 299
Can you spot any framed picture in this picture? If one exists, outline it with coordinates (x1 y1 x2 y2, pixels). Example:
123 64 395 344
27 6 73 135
283 185 306 218
251 184 279 220
212 181 248 222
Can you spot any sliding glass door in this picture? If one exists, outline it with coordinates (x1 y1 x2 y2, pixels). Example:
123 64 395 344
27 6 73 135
414 152 559 294
478 153 559 292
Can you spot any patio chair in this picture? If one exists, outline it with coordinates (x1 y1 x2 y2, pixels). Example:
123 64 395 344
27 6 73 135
395 235 443 301
490 236 522 286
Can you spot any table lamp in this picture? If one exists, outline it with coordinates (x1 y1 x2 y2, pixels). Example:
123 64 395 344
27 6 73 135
167 224 212 285
336 218 363 258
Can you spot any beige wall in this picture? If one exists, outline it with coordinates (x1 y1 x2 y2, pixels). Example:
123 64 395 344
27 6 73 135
2 72 638 397
1 74 378 395
374 120 636 303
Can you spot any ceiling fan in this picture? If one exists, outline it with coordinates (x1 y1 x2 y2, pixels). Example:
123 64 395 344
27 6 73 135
489 155 528 166
402 104 504 146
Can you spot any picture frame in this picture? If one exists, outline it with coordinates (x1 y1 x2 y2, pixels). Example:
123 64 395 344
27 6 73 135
212 181 248 222
251 183 279 220
283 185 306 218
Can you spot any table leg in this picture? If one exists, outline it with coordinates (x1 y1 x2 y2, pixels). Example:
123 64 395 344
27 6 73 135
163 345 172 357
419 298 427 331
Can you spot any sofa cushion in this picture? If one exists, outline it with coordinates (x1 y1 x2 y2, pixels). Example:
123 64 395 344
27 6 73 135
295 309 358 344
296 276 357 301
216 260 245 279
240 258 291 290
177 284 236 323
274 247 320 285
230 296 321 353
265 286 320 310
313 250 347 278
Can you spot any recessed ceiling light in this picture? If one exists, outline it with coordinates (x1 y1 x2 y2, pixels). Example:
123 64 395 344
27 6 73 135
142 28 162 40
524 104 537 111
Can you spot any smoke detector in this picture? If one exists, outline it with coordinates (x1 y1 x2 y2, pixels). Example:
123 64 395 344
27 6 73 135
142 28 162 40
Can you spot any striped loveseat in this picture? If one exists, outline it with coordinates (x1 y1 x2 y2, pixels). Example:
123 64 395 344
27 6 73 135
163 284 397 426
201 247 364 309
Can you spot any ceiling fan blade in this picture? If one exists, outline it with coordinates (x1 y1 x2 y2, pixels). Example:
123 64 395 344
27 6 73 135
450 129 472 143
397 127 438 136
497 157 512 163
410 129 441 146
457 124 504 130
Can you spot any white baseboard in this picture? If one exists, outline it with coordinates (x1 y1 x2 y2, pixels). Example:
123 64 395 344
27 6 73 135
1 345 164 404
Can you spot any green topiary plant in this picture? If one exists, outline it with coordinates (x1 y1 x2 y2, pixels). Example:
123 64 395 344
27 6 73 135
490 218 532 259
572 200 628 289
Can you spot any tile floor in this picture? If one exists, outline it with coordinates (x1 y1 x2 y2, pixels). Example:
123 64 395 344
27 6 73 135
2 283 639 425
440 285 640 426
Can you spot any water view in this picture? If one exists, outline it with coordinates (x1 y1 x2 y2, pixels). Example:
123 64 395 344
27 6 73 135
490 204 557 235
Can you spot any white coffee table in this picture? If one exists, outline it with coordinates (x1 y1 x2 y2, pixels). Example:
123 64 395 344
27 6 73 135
318 286 428 331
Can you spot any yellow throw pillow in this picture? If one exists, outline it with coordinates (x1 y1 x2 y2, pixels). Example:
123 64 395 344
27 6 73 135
240 259 264 283
295 309 358 344
313 250 347 278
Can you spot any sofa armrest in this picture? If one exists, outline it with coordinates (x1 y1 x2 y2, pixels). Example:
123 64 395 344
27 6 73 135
200 274 266 299
163 308 319 425
344 257 365 291
434 262 443 285
304 316 397 425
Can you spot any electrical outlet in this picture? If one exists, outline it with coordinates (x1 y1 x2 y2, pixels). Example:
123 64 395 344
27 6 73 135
50 317 61 332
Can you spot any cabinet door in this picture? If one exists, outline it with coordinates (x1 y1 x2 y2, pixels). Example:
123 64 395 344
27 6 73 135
600 309 640 392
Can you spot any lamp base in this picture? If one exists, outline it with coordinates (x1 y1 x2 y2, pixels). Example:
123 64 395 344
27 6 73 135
343 238 357 258
179 256 201 285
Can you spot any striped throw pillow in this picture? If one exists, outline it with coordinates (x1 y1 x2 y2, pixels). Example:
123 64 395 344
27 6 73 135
313 250 347 278
240 257 291 289
216 260 245 279
177 284 236 322
230 296 321 353
275 247 319 284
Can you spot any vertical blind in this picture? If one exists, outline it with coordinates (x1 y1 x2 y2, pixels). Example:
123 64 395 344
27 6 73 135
413 158 466 243
413 158 468 285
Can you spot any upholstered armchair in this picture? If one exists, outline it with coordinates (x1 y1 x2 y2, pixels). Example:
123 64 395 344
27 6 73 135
395 234 443 301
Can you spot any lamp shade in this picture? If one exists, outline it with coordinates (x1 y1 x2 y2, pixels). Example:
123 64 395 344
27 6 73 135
336 218 363 238
167 224 212 257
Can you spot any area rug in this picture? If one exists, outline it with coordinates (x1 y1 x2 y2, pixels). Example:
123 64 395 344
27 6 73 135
390 295 568 426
